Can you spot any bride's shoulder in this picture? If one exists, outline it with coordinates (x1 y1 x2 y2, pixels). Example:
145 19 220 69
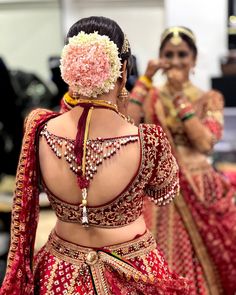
24 108 57 129
139 123 166 145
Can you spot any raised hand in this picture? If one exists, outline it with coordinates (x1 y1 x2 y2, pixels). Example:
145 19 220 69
144 59 170 80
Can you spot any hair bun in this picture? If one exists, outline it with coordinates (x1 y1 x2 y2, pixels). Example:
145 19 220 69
60 31 122 98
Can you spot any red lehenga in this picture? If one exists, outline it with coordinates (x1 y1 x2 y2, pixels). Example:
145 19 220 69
131 79 236 295
0 107 189 295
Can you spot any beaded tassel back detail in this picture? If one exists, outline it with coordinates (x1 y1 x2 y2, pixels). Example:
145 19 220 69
40 124 139 225
40 125 138 181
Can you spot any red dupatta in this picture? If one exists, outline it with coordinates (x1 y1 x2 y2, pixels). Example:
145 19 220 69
0 109 58 295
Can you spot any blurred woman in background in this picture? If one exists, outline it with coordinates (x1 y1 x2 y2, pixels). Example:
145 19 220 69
128 26 236 295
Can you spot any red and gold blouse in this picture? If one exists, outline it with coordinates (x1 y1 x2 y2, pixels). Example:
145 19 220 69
40 122 179 227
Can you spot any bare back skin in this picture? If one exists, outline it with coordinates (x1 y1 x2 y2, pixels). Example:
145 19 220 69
39 106 146 247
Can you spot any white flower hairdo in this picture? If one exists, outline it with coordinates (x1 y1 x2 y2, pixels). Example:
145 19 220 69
60 31 122 98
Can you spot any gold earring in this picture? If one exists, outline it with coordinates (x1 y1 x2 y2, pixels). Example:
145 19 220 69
118 88 129 102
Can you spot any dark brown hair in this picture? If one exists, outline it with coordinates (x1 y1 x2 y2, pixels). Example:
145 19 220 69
160 27 197 58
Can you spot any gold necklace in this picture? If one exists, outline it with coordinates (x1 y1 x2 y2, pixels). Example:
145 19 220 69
63 93 134 124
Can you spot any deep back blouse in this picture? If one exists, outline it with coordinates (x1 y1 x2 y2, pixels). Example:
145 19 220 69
40 123 179 227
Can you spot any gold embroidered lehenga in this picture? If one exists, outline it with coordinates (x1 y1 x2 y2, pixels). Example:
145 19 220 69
130 79 236 295
0 106 189 295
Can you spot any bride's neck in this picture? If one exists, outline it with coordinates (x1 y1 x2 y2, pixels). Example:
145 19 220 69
69 85 119 105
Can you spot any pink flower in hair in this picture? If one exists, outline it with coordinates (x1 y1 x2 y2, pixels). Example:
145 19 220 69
60 31 122 98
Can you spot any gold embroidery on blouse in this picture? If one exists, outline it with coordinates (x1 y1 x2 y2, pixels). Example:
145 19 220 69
43 124 178 227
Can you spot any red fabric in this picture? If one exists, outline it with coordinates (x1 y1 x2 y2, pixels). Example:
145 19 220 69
223 171 236 190
34 244 189 294
74 106 90 166
180 172 236 295
0 109 58 295
74 105 90 189
202 117 223 141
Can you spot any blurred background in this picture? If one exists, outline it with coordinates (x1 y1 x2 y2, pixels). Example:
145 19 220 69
0 0 236 284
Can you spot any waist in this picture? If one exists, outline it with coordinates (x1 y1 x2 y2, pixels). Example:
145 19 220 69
55 215 147 247
45 227 156 267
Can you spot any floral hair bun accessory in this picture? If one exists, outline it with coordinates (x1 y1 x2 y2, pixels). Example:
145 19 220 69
60 31 122 98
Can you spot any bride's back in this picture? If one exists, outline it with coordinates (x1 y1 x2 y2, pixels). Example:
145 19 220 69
36 15 149 247
39 106 140 207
